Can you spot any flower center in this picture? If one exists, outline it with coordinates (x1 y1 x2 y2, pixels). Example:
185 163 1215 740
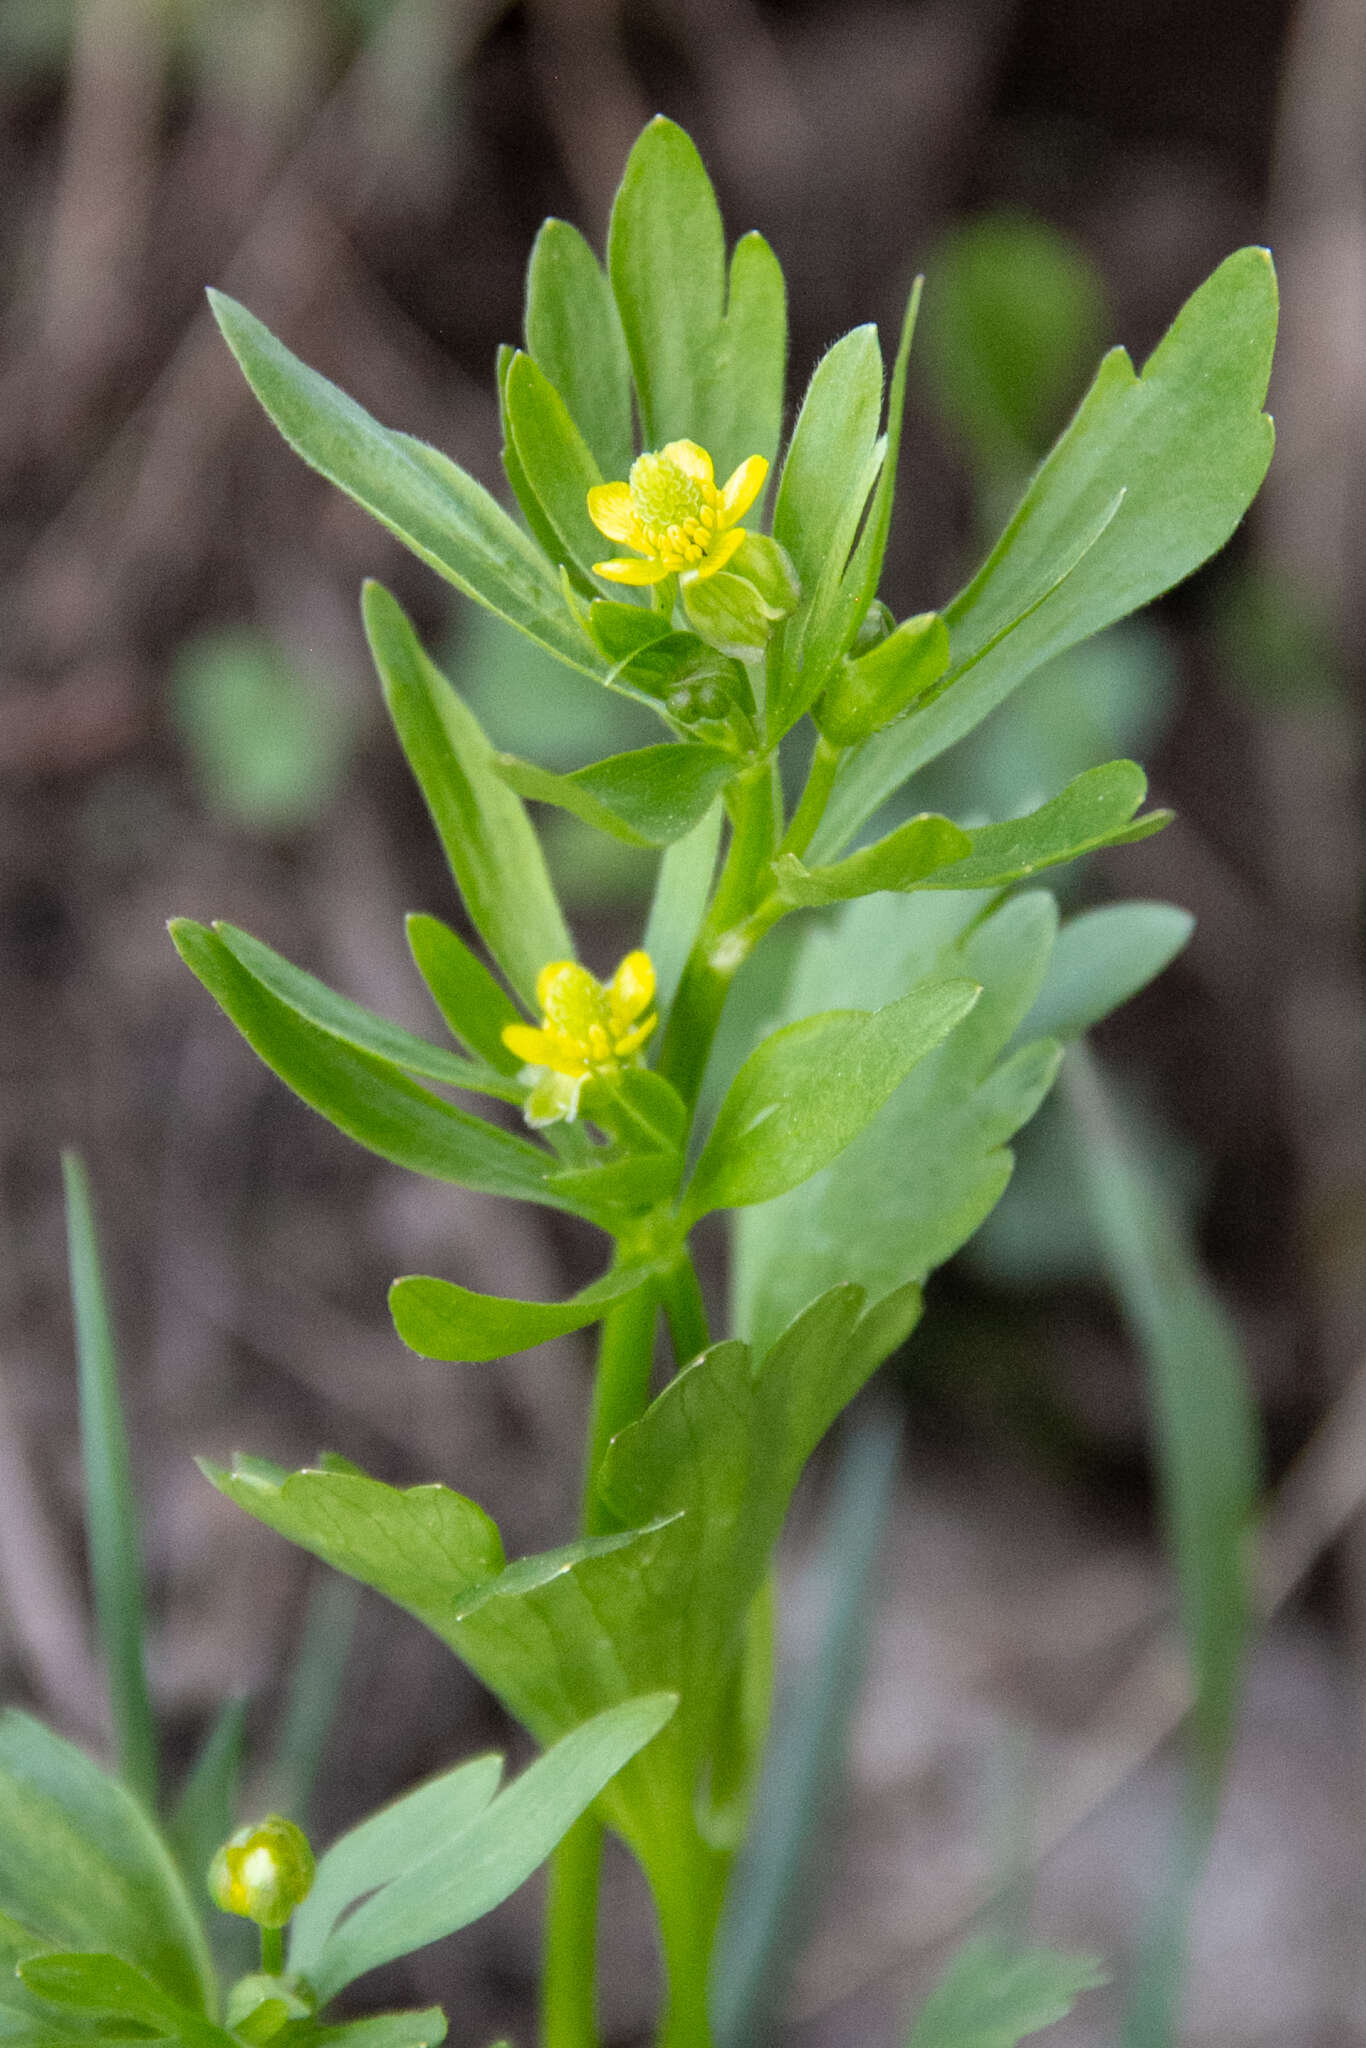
628 451 720 562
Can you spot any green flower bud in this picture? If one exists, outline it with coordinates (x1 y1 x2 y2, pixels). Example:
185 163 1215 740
209 1816 315 1930
815 611 950 747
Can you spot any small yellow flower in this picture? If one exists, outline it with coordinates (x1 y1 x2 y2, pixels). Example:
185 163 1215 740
588 441 767 587
503 952 657 1127
209 1816 314 1930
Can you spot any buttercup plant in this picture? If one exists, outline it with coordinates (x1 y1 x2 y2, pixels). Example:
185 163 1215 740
17 118 1277 2048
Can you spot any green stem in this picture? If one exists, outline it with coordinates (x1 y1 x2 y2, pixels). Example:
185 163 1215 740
651 1830 729 2048
541 1812 604 2048
775 733 842 863
660 1252 709 1369
259 1926 283 1977
582 1281 660 1534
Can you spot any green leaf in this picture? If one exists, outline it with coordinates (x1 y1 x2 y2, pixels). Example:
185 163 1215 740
916 761 1169 890
307 1698 677 1999
207 292 603 678
201 1459 505 1635
494 743 737 848
289 1754 503 1976
404 915 522 1073
525 217 634 481
212 924 519 1099
609 117 724 451
61 1154 156 1812
0 1711 215 2014
815 611 949 748
17 1953 233 2046
390 1264 653 1364
277 2012 448 2048
827 248 1278 840
773 813 971 907
683 975 982 1222
1061 1048 1259 1778
706 231 788 480
502 352 609 589
904 1937 1108 2048
1020 902 1193 1043
362 582 571 1007
733 890 1063 1356
171 921 568 1212
644 802 723 1014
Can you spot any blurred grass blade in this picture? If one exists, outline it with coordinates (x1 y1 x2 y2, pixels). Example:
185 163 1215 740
269 1572 360 1828
168 1698 246 1896
713 1399 902 2048
1061 1045 1260 2048
61 1153 157 1811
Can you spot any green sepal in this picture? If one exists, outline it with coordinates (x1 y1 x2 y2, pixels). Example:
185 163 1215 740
207 292 605 680
581 1067 688 1157
815 612 949 747
390 1264 655 1363
525 216 634 481
362 580 571 1008
727 532 800 616
493 742 738 847
772 813 971 907
171 920 575 1214
211 922 520 1099
682 975 981 1223
404 914 522 1074
681 570 777 657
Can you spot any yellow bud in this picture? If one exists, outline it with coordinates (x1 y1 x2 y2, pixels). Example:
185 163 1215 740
209 1816 315 1930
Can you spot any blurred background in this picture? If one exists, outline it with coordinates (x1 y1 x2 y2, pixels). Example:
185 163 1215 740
3 0 1365 2042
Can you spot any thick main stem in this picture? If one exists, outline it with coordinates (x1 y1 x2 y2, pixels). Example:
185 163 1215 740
541 1812 605 2048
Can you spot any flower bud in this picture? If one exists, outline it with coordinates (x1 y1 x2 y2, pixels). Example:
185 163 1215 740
815 611 950 747
209 1816 315 1930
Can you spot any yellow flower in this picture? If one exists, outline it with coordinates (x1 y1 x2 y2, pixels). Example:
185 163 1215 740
208 1816 314 1930
588 440 767 587
503 952 658 1127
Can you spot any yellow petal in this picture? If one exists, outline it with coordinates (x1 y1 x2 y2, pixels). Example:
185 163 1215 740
614 1014 657 1059
502 1023 560 1067
659 440 715 488
718 454 768 527
593 556 674 586
610 949 656 1024
535 959 578 1009
690 526 746 581
587 481 639 545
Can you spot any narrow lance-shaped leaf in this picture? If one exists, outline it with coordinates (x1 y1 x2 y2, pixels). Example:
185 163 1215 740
390 1264 655 1364
503 352 612 590
823 248 1278 845
525 217 635 482
362 581 571 1008
683 975 982 1223
171 920 570 1212
494 743 737 848
644 801 723 1014
772 814 970 908
289 1753 504 1975
207 291 605 679
61 1154 157 1812
706 231 788 481
212 923 520 1099
405 913 523 1074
